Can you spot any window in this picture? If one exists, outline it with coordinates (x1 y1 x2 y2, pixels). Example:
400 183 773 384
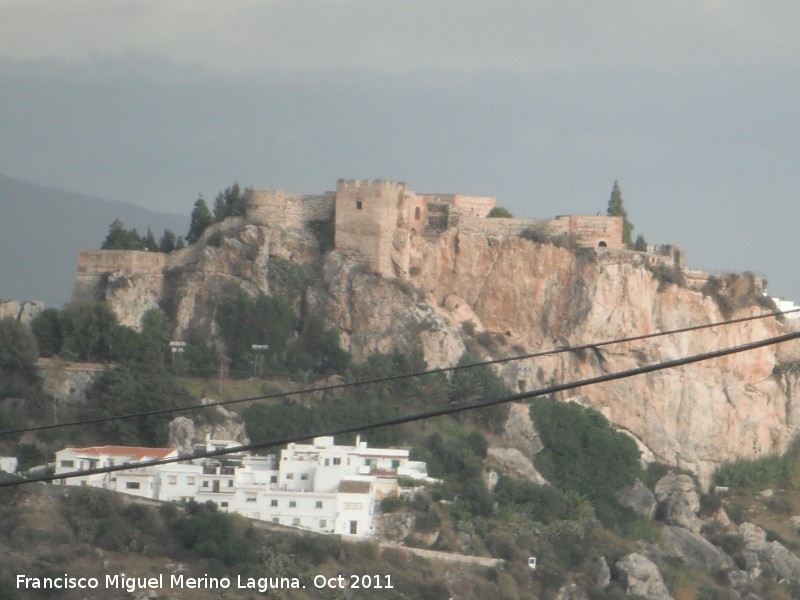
202 481 209 488
286 473 294 480
187 476 196 485
319 520 327 528
414 206 421 220
125 482 141 490
300 473 309 481
270 475 278 483
168 475 177 485
221 502 229 508
324 458 330 466
289 501 297 508
270 499 278 507
246 495 257 503
355 201 363 210
227 479 234 487
60 460 74 468
315 501 323 509
333 457 341 466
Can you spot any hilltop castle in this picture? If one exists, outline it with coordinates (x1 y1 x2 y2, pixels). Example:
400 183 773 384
244 179 627 278
75 179 679 319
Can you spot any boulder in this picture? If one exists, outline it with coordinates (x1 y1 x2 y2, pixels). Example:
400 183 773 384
614 553 673 600
756 542 800 583
617 478 657 519
588 556 611 588
654 474 702 533
661 526 733 572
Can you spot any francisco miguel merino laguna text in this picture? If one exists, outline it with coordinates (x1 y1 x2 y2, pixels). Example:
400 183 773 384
17 572 394 593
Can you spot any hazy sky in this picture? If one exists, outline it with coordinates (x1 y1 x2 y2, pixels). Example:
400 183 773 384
2 1 799 300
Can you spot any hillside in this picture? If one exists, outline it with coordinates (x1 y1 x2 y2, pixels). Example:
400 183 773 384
0 173 187 307
72 179 800 488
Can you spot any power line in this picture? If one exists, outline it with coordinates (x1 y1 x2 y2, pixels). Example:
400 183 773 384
1 306 797 437
4 328 799 489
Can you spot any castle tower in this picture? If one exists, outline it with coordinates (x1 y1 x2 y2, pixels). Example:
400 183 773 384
334 179 410 277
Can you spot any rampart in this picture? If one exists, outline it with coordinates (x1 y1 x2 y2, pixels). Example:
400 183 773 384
72 250 166 304
247 189 335 229
554 215 624 249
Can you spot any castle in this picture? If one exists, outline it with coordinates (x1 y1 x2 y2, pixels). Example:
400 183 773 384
74 179 686 318
245 179 628 278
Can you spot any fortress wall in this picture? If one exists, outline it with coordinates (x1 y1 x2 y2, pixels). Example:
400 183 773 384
451 195 496 218
72 250 166 305
459 216 551 237
247 190 334 229
555 215 624 249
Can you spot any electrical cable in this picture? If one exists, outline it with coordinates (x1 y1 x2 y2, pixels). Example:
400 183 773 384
4 328 799 489
1 306 797 437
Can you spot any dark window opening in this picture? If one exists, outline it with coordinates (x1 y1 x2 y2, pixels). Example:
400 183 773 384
598 240 607 247
356 201 363 210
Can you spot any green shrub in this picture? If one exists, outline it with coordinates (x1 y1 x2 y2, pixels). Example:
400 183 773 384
381 495 405 513
713 454 789 492
530 398 641 511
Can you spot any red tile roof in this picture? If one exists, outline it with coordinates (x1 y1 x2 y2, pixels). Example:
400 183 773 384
67 446 177 461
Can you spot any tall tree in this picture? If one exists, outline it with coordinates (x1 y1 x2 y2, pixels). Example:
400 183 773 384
606 181 634 246
186 196 212 244
101 219 143 250
212 183 248 222
142 227 158 252
158 229 177 253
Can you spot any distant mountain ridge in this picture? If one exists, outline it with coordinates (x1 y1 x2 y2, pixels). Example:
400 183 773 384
0 173 188 307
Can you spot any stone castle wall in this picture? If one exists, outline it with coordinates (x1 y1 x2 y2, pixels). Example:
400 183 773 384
72 250 166 304
247 189 335 229
555 215 624 249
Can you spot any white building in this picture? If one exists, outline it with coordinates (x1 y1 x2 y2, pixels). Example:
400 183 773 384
53 436 427 538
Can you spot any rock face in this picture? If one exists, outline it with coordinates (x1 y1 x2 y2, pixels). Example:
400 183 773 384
617 478 657 519
614 553 673 600
0 300 44 324
167 404 249 454
75 209 800 487
654 474 702 533
739 522 800 583
661 525 733 572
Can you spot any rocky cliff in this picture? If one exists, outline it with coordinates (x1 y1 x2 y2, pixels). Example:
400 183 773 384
74 217 800 488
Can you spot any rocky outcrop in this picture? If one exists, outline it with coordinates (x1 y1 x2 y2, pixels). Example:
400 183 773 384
614 552 673 600
485 447 547 485
617 478 657 519
167 404 249 454
654 474 702 533
738 522 800 584
77 212 800 487
0 300 44 324
661 525 733 572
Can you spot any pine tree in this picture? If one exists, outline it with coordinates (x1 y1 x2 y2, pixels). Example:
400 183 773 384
187 196 212 244
607 181 634 246
142 227 158 251
159 229 177 253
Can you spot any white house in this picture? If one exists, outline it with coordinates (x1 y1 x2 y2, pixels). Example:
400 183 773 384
53 436 428 538
54 446 179 499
